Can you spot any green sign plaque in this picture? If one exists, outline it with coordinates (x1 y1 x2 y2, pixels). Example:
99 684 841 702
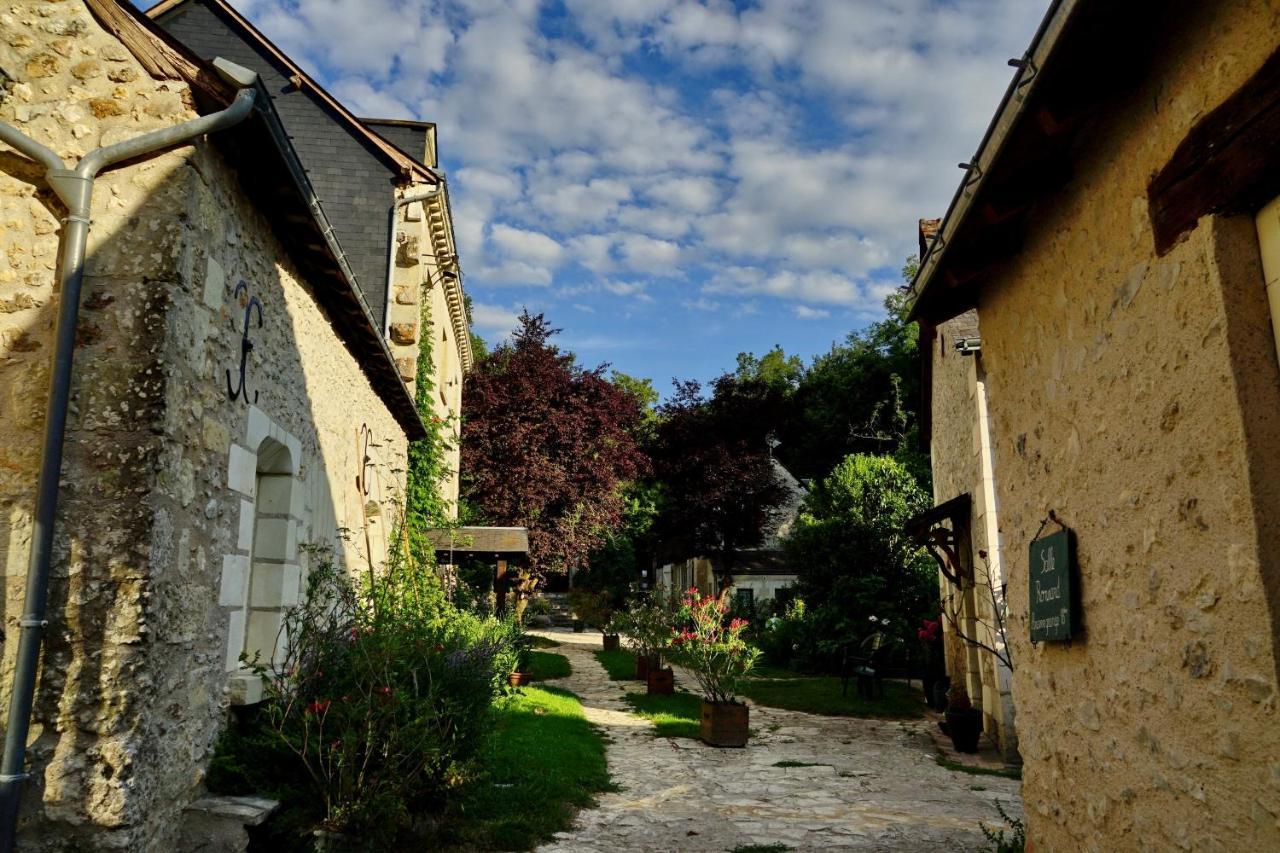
1029 528 1075 642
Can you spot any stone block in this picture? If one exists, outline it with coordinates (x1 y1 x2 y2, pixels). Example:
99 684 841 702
394 285 418 305
396 234 420 266
218 554 248 607
390 322 417 345
252 517 297 562
202 417 229 453
203 256 225 310
255 475 291 515
227 444 255 496
396 357 416 381
236 500 254 551
246 405 269 450
226 673 263 708
245 610 283 666
249 562 287 608
224 609 246 672
179 795 278 852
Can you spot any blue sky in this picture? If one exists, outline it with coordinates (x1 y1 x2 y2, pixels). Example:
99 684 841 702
179 0 1049 392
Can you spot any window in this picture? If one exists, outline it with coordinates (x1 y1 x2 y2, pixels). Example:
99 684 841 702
241 438 297 668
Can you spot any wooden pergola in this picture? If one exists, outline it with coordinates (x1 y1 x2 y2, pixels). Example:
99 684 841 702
425 526 530 612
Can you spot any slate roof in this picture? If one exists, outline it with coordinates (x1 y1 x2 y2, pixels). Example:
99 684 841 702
147 0 438 326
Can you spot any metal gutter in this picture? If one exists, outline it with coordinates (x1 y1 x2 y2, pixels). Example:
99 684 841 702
907 0 1080 320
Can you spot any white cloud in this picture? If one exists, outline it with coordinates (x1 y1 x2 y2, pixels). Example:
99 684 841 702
489 223 564 266
470 302 521 339
231 0 1049 336
618 234 680 270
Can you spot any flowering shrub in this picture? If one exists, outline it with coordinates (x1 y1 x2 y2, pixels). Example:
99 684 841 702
241 547 519 843
616 588 678 665
664 588 761 704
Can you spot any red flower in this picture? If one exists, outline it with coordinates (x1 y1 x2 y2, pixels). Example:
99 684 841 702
729 618 748 631
306 698 331 716
434 643 445 652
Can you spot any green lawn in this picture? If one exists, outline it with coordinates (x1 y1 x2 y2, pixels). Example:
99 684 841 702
623 691 703 739
529 635 561 649
528 651 571 681
739 675 923 718
427 686 612 850
593 648 638 681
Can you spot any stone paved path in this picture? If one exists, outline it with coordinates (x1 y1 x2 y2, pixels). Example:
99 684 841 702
531 629 1021 853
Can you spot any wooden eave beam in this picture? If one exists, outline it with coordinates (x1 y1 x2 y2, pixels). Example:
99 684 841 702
1149 45 1280 255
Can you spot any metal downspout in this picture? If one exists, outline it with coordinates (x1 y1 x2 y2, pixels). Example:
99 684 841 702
382 181 444 338
0 59 257 851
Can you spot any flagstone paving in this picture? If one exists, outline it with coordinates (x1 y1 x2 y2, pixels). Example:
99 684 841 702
531 628 1021 853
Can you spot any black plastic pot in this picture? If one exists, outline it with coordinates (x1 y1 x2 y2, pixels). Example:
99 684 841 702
945 707 982 753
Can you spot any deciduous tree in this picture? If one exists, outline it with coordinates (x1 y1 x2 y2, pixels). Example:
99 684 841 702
460 312 646 588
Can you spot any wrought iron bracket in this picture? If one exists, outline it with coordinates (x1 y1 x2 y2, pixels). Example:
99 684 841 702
226 281 263 404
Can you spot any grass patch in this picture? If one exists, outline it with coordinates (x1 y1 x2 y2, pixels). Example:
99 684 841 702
623 691 703 739
772 760 831 768
593 647 638 680
935 754 1022 779
739 675 923 718
428 686 613 851
529 636 561 649
527 651 571 681
730 845 791 853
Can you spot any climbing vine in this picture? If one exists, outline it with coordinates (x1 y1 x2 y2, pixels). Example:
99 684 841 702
403 300 456 571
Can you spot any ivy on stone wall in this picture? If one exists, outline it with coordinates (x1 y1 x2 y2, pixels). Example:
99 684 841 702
404 301 455 571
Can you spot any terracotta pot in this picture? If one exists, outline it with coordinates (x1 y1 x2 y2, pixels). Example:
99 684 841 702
509 671 531 687
700 700 749 748
646 666 674 695
635 654 653 681
945 707 982 753
602 633 621 651
572 619 585 633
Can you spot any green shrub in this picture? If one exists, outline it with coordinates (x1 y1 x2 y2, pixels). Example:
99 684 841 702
218 546 520 845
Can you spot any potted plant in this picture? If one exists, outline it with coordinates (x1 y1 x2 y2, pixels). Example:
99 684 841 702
509 638 533 687
665 588 761 747
944 685 982 753
569 588 619 647
620 594 674 681
525 596 553 628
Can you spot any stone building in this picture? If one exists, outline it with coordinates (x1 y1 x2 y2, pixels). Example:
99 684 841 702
910 1 1280 849
149 0 473 514
0 0 469 847
908 218 1017 763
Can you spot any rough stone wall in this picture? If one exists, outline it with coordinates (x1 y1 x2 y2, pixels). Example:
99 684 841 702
0 1 205 846
972 4 1280 849
0 2 410 848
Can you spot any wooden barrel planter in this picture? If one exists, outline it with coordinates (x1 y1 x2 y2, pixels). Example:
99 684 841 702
508 671 531 687
635 654 654 681
700 700 749 748
646 667 674 695
602 633 621 651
